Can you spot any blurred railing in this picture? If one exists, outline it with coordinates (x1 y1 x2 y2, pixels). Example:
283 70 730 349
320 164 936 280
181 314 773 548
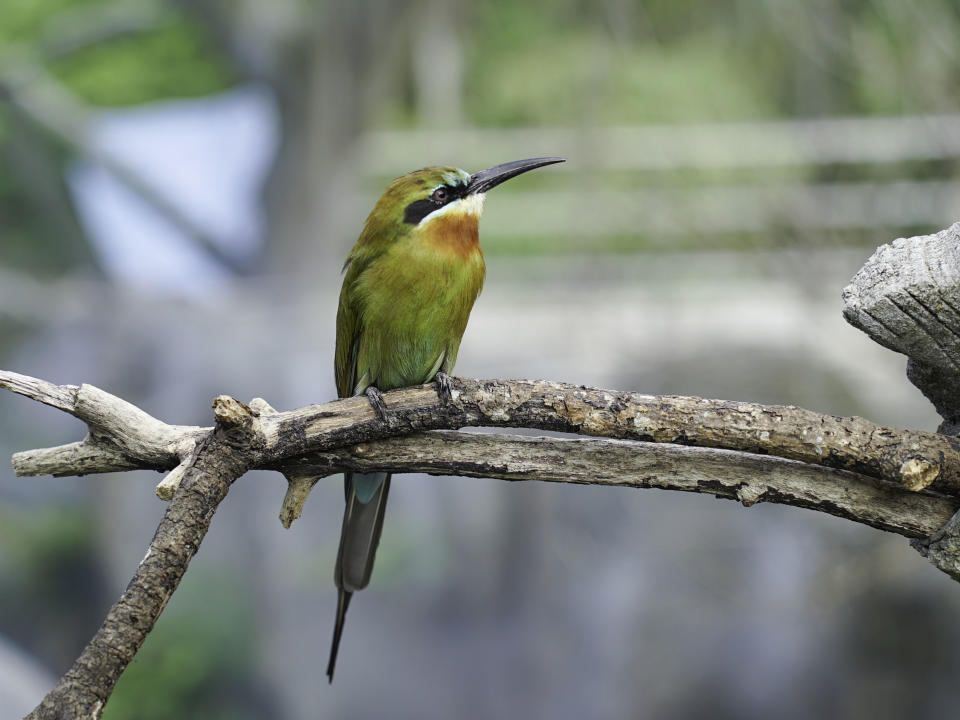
354 115 960 245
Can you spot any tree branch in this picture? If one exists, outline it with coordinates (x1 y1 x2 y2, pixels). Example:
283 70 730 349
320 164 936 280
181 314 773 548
5 367 960 717
284 430 958 539
1 370 206 478
842 223 960 578
843 221 960 434
5 370 959 493
23 397 257 720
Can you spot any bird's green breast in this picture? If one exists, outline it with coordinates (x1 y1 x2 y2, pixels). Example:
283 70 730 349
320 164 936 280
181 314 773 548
351 225 485 392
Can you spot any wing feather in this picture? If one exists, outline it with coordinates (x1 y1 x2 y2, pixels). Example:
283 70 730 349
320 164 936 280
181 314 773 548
335 248 381 398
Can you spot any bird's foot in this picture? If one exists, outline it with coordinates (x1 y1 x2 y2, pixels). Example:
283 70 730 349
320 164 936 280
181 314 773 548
435 372 454 405
365 385 388 421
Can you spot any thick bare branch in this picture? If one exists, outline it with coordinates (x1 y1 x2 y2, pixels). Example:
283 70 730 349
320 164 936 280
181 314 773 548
0 370 78 412
251 378 960 493
842 224 960 578
913 509 960 582
5 367 960 716
5 368 959 545
25 405 258 720
283 431 958 539
843 222 960 433
2 370 207 478
7 222 960 716
6 371 960 496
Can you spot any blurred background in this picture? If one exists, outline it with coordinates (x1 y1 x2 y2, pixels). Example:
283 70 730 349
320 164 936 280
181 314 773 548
2 0 960 717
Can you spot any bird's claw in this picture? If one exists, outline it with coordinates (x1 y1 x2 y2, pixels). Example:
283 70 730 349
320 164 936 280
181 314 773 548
365 386 388 421
435 372 453 405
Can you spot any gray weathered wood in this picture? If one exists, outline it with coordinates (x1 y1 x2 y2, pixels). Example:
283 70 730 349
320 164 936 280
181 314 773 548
24 403 256 720
5 360 960 717
284 431 958 539
843 224 960 581
8 367 950 538
6 371 959 494
842 223 960 433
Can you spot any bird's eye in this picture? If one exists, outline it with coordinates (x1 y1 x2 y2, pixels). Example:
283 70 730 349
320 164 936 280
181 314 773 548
431 187 447 203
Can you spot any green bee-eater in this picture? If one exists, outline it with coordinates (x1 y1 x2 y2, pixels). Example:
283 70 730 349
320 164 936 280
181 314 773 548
328 156 565 680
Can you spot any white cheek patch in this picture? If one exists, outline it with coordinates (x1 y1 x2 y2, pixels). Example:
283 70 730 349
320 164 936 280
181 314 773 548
418 193 486 228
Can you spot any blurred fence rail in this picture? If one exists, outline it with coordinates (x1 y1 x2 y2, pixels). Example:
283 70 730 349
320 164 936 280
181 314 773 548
355 115 960 243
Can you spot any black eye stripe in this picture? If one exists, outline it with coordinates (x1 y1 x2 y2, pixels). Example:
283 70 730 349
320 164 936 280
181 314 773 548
404 198 438 224
403 183 466 224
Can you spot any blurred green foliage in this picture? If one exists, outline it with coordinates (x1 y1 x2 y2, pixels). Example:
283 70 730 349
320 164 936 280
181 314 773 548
467 2 776 125
3 0 960 270
467 28 775 125
0 502 271 715
0 1 230 106
102 572 272 720
3 2 960 711
0 505 107 669
0 0 230 278
465 0 960 124
50 22 231 107
1 0 96 42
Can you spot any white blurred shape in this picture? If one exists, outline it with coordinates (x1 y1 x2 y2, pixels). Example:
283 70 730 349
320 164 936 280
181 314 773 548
0 635 55 720
68 85 279 299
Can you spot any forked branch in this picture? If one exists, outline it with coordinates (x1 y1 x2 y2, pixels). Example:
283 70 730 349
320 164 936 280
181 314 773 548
3 368 960 719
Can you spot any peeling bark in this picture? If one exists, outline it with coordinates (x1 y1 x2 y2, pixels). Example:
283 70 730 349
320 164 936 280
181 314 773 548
24 407 257 720
842 224 960 583
284 431 958 539
6 372 958 495
4 218 960 718
3 365 960 718
843 223 960 433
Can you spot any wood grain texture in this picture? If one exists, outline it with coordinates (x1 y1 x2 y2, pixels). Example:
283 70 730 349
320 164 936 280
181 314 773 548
843 223 960 432
7 371 960 494
24 423 255 720
255 378 960 494
7 222 960 716
5 367 960 716
284 430 959 539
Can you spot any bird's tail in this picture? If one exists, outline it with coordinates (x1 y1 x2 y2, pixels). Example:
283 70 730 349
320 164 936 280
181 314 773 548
326 471 391 682
326 588 351 682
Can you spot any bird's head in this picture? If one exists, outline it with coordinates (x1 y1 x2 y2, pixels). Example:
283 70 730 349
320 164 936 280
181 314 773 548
360 157 565 245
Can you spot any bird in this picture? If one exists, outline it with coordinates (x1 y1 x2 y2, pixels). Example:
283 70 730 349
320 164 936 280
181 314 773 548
327 156 565 681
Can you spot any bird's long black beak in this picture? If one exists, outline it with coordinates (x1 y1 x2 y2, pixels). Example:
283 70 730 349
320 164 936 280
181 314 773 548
466 157 565 195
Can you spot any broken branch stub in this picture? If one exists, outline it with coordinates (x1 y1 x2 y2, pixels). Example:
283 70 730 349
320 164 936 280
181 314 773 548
843 223 960 579
842 223 960 434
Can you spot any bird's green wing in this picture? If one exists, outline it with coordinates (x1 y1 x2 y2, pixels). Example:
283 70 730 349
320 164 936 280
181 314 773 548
334 252 378 398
